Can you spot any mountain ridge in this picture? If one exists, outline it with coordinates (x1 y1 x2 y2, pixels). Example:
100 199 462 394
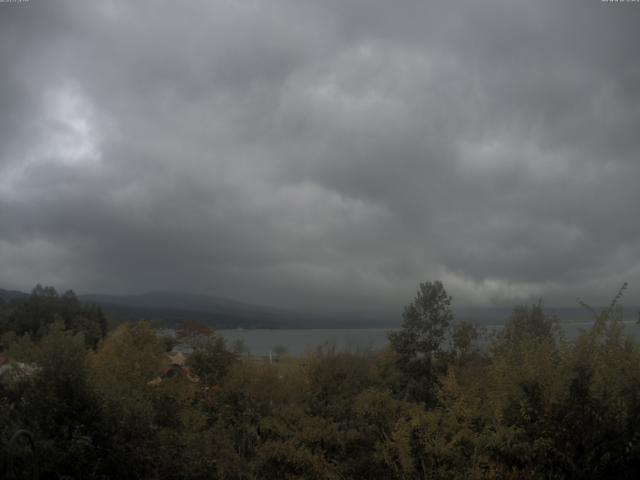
2 287 638 328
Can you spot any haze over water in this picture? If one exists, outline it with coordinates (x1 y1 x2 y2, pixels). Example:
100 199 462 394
216 320 640 357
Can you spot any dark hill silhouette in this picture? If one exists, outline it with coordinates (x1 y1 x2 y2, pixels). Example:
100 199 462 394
2 287 637 329
0 288 29 302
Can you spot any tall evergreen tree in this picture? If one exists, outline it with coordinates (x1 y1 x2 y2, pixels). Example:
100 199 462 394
389 280 453 404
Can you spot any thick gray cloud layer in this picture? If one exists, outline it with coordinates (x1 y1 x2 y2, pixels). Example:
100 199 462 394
1 0 640 313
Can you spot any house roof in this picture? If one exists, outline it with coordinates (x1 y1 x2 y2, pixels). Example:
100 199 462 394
167 351 187 366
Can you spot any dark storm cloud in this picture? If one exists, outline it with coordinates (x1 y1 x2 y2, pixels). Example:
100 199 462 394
1 0 640 312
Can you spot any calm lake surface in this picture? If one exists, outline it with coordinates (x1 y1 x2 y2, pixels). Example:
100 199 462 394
216 321 640 357
217 328 395 357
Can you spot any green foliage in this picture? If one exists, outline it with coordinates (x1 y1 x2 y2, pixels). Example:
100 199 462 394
2 282 640 479
10 321 104 478
449 320 483 363
188 333 237 385
0 285 107 349
495 302 561 352
305 347 377 421
388 280 454 404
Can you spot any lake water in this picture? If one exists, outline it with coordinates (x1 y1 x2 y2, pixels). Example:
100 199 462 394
216 328 396 357
216 320 640 357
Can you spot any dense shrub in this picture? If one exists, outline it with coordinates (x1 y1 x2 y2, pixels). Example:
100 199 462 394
2 283 640 479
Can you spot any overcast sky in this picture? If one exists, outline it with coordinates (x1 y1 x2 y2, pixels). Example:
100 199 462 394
1 0 640 315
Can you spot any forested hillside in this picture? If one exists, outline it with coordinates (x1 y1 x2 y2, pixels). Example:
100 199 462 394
2 283 640 479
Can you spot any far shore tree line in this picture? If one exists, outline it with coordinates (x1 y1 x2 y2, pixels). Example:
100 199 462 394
1 282 640 479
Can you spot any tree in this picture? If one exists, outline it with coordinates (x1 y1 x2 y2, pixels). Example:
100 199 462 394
388 281 453 404
90 322 168 478
17 321 104 478
0 285 107 348
188 334 237 386
272 345 288 362
449 320 480 361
